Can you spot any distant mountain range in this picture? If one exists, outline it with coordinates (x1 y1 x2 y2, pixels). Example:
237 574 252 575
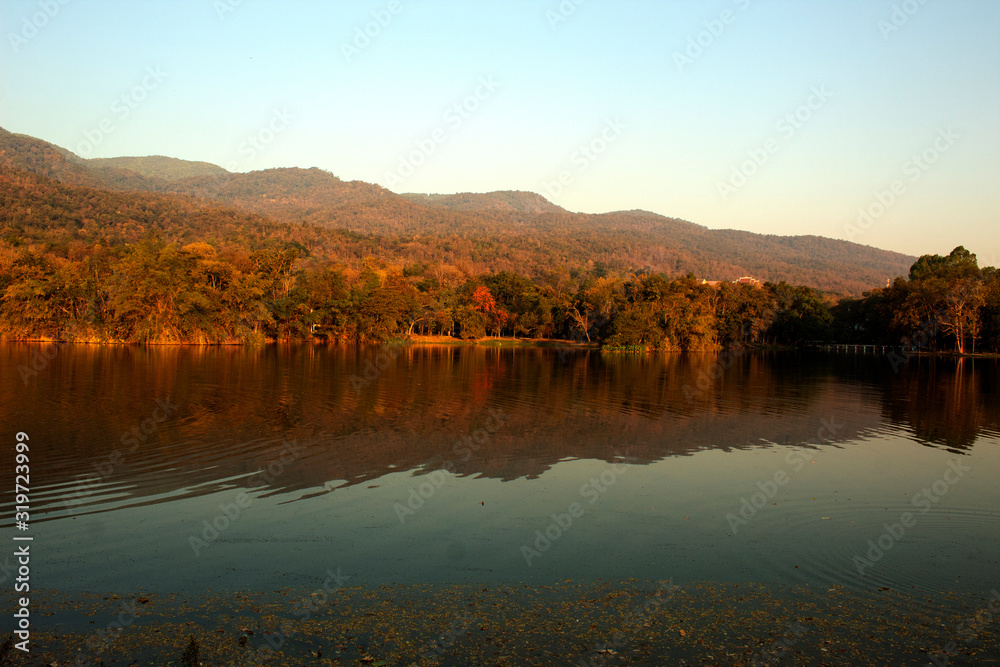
0 126 915 294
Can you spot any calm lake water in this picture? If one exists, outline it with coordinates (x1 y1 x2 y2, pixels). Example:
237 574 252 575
2 343 999 664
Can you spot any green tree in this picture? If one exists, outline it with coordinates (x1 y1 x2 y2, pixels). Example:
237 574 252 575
767 282 833 345
979 268 1000 353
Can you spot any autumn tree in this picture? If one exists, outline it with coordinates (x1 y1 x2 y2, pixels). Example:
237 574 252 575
469 284 509 337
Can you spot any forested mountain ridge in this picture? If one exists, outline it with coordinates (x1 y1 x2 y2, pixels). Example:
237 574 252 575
0 128 108 188
1 128 996 352
401 190 567 214
89 155 228 181
0 126 914 294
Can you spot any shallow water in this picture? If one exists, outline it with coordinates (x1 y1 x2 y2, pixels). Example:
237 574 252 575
1 344 998 663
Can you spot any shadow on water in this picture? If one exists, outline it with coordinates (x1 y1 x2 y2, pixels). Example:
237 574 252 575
0 344 998 524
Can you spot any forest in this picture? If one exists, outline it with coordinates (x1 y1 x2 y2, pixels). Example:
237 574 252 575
832 246 1000 354
0 126 915 294
1 128 997 353
1 167 997 353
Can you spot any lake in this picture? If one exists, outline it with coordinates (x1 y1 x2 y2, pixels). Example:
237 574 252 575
1 343 999 665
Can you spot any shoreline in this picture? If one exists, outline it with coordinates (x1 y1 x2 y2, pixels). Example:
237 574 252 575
2 336 999 358
3 580 996 665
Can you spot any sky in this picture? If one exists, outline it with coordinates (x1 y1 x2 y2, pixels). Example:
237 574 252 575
1 0 998 263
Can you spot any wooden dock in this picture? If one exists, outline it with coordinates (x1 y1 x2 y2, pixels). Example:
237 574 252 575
813 343 903 353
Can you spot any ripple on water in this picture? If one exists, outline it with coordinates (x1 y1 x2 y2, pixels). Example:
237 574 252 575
746 498 1000 607
0 434 314 524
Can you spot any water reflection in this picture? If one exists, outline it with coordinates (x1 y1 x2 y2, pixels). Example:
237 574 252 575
0 344 997 524
878 355 1000 452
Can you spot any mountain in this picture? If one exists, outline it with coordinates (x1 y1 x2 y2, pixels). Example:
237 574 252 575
402 190 567 214
89 155 227 181
0 126 915 293
0 128 104 187
163 167 397 220
0 128 168 192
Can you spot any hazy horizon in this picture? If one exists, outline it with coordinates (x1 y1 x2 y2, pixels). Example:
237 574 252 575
2 0 997 263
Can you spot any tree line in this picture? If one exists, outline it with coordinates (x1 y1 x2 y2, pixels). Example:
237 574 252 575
0 233 807 346
2 232 996 354
1 165 997 352
832 246 1000 354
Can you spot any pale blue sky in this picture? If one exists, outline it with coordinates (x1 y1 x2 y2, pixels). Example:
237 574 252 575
2 0 998 262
